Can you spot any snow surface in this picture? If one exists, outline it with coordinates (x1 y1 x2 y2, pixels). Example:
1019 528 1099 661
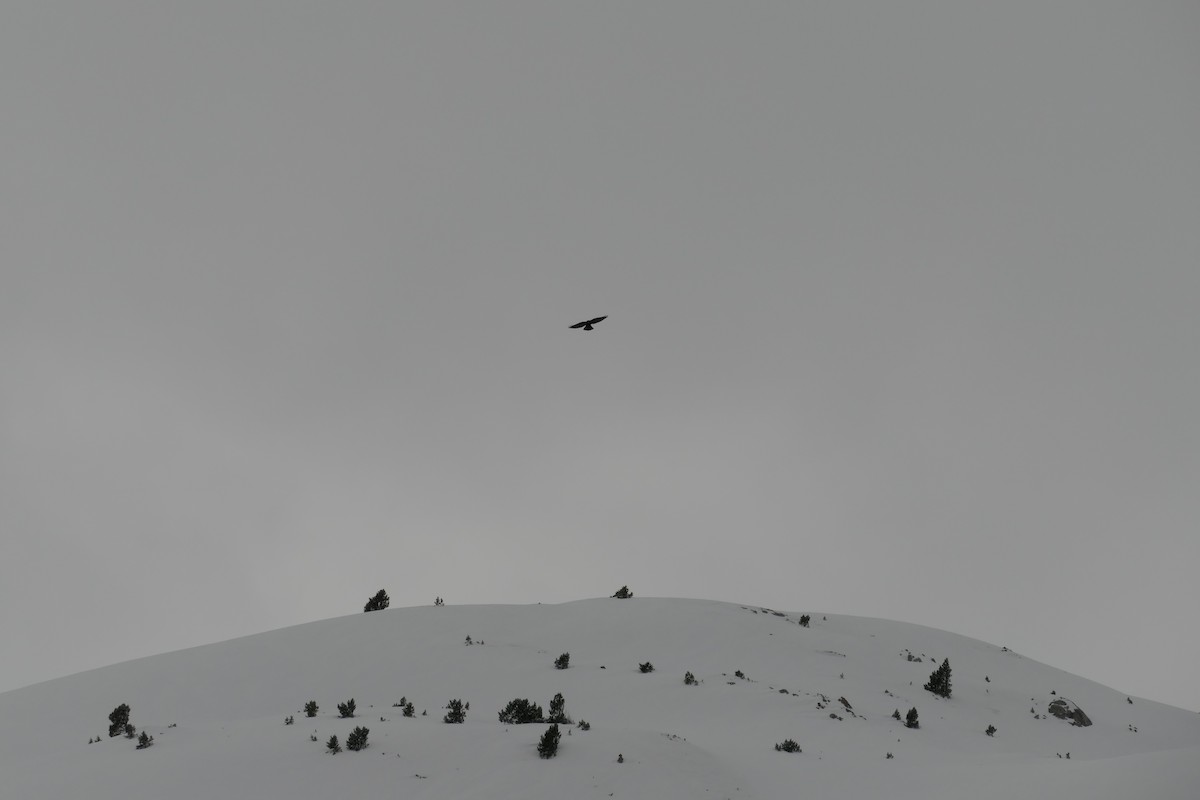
2 597 1198 799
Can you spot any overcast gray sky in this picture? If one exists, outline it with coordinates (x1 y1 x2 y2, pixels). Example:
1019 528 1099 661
3 2 1198 711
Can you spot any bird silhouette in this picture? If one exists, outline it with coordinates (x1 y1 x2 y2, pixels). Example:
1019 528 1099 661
569 315 607 331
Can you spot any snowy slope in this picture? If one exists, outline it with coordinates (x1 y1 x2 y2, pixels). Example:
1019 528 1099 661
2 598 1198 799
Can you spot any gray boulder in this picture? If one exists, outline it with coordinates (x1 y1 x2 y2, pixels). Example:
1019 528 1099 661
1047 698 1092 727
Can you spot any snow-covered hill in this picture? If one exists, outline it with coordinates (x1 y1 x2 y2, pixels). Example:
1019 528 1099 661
3 597 1198 799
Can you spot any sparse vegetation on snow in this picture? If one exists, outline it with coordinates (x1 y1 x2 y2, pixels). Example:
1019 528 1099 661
5 597 1199 800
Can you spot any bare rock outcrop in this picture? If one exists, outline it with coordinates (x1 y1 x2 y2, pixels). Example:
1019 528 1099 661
1047 697 1092 727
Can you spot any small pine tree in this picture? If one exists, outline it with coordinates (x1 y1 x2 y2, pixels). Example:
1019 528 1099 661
924 658 952 698
136 731 154 749
326 734 341 753
403 701 415 717
774 739 801 753
537 723 561 758
498 698 543 724
639 661 655 673
338 698 357 718
555 652 570 670
986 724 997 737
577 719 591 731
346 726 370 751
124 723 137 739
108 704 131 738
444 699 466 724
284 715 294 725
892 709 902 721
799 614 811 627
611 585 632 599
684 671 697 685
364 589 390 613
548 693 569 724
304 700 319 718
905 707 920 729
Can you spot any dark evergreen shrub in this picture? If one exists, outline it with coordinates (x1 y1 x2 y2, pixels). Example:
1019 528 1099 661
108 704 131 738
124 723 137 739
684 671 697 685
403 702 415 717
326 734 341 753
774 739 801 753
498 698 543 724
136 731 154 749
285 715 294 725
611 585 633 599
304 700 319 718
338 698 357 718
799 615 811 627
444 699 466 723
905 707 919 729
924 659 952 698
548 693 570 724
892 709 901 720
577 720 591 731
639 661 655 673
364 589 390 612
986 724 996 737
555 652 570 670
537 723 561 758
346 726 370 751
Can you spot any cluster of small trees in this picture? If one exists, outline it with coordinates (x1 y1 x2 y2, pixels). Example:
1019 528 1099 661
363 590 390 613
498 693 571 725
104 704 153 749
499 698 544 725
444 699 467 724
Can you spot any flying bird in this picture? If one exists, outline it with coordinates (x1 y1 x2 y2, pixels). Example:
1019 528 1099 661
569 315 607 331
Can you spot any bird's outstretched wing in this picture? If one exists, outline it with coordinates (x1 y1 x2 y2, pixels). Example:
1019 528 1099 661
569 315 607 330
